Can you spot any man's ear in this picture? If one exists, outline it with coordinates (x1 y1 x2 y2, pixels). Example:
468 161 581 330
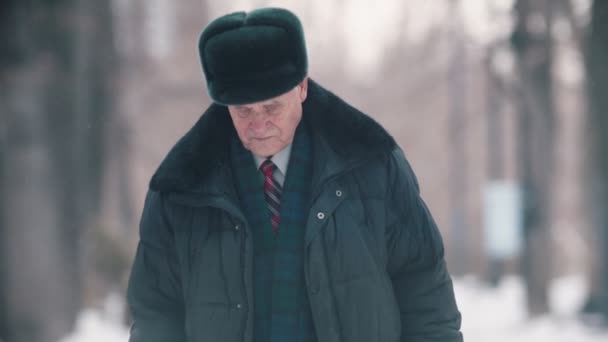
299 77 308 102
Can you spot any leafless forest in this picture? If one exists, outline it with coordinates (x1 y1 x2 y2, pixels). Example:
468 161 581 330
1 1 607 341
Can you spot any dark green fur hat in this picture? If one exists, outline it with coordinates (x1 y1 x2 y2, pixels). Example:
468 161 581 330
198 8 308 105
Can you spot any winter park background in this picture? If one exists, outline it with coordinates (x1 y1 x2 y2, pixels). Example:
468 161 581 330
2 0 608 341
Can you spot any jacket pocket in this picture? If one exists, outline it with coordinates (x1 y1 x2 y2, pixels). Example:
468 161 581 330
185 302 244 342
324 199 383 285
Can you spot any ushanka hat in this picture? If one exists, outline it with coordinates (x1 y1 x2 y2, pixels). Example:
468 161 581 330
198 8 308 105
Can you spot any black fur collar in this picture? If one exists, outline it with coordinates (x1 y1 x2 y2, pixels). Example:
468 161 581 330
149 79 396 193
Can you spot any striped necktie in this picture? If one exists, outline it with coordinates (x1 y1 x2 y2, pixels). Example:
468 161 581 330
260 159 282 233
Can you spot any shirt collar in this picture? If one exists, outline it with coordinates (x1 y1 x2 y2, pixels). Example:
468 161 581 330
253 143 292 176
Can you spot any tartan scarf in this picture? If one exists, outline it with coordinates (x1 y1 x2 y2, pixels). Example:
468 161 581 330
230 121 316 342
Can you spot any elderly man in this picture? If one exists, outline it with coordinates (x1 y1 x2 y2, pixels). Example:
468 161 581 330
127 7 463 342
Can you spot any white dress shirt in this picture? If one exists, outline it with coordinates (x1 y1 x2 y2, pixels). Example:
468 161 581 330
252 144 292 187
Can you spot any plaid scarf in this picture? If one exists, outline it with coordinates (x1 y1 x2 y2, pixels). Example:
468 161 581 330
231 122 316 342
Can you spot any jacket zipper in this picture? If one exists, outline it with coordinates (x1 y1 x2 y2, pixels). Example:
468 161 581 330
236 219 252 342
204 204 251 342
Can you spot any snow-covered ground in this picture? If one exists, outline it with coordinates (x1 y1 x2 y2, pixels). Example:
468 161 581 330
455 275 608 342
59 275 608 342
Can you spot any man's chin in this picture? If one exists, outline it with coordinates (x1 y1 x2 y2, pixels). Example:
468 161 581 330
246 145 275 158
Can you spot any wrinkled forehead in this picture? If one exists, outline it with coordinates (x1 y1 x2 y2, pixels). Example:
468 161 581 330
240 98 283 108
233 98 282 110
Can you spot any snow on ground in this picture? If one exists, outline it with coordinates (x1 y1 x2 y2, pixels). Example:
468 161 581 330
59 275 608 342
456 275 608 342
59 293 129 342
58 310 129 342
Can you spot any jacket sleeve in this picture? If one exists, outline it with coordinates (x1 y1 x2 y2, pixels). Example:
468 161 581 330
385 148 463 342
127 190 186 342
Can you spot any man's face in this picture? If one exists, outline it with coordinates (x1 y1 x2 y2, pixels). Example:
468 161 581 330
228 78 308 158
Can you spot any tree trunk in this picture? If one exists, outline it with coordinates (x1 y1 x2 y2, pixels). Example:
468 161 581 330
582 0 608 320
447 0 469 276
484 43 507 286
511 0 555 316
0 1 115 341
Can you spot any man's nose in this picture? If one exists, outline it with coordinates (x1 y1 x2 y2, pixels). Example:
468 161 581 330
249 112 268 131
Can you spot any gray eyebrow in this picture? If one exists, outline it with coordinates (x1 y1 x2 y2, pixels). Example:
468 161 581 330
235 105 253 111
264 101 282 107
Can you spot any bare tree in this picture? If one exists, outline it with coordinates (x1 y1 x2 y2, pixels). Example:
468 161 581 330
445 0 470 276
511 0 556 316
483 42 508 286
582 0 608 321
0 1 116 341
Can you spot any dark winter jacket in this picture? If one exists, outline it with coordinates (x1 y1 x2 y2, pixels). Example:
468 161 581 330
126 80 463 342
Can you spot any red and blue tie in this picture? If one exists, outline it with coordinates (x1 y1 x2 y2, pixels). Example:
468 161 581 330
260 159 282 233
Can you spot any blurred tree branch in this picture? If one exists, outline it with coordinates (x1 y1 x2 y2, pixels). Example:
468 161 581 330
512 0 556 316
556 0 587 51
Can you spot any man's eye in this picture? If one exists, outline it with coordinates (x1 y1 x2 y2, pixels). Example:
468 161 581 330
238 109 252 118
266 105 280 114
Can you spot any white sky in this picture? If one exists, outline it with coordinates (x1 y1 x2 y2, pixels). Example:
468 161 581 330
143 0 584 85
204 0 515 82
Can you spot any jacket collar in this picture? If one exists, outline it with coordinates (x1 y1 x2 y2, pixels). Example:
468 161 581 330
149 79 396 194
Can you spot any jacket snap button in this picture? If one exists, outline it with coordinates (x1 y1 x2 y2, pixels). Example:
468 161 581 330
236 303 242 309
317 212 325 220
335 190 342 197
234 224 240 231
